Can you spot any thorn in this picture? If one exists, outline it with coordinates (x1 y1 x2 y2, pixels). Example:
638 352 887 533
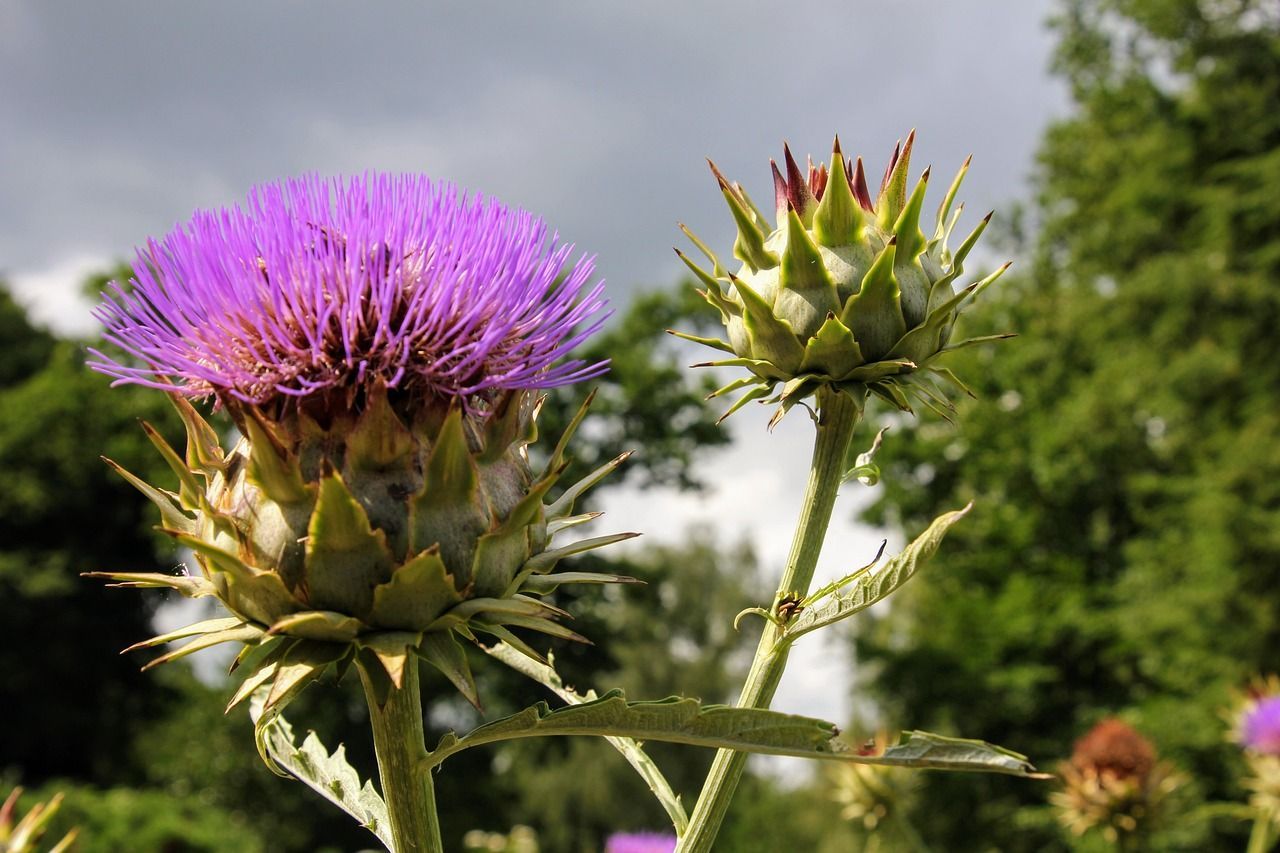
921 165 932 182
963 153 973 168
982 210 994 223
707 159 732 190
832 134 843 157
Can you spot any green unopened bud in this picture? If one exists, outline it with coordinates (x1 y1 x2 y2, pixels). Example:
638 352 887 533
676 133 1013 423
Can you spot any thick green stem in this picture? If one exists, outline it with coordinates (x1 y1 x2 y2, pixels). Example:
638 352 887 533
677 386 863 851
360 662 443 853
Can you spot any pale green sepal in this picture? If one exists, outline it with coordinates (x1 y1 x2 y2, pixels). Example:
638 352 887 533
170 395 225 477
82 570 216 598
813 147 862 247
876 130 915 231
735 183 772 233
522 532 640 574
480 390 535 463
893 169 931 262
719 182 776 272
248 692 393 847
784 505 971 643
268 610 365 642
838 359 915 383
172 533 300 624
418 631 481 710
439 596 564 626
141 623 263 671
732 276 805 372
123 615 245 653
842 427 889 486
545 389 595 476
484 614 588 644
262 639 348 716
676 249 726 297
419 407 478 508
932 155 971 245
666 328 735 354
422 688 1041 778
305 473 395 619
140 420 204 511
370 547 463 632
357 631 422 689
928 366 977 398
473 624 546 664
937 333 1017 355
716 385 771 424
546 451 632 519
344 382 415 472
841 239 906 362
888 280 979 364
799 313 864 378
690 356 789 382
485 642 689 835
546 511 603 537
226 639 294 711
240 414 309 505
780 209 837 298
101 457 196 534
680 223 726 278
869 382 914 414
521 572 642 593
707 376 757 401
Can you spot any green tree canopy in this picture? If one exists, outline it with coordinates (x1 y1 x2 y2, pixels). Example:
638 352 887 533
854 1 1280 849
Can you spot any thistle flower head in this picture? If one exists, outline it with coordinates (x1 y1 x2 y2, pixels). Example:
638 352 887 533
1052 719 1182 845
87 175 634 743
677 133 1011 425
89 173 609 413
1242 695 1280 755
604 831 677 853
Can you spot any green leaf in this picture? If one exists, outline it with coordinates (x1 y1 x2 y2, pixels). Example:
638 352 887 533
248 695 392 849
784 505 971 642
842 426 889 486
485 642 689 835
422 687 1040 778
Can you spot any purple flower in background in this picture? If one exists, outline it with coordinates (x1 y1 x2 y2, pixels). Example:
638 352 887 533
1242 695 1280 755
89 173 608 409
604 831 677 853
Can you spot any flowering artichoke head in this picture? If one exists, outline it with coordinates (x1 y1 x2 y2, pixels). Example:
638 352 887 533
87 174 630 731
677 132 1011 424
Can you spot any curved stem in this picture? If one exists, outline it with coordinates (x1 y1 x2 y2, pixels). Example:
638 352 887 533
360 661 444 853
677 386 863 851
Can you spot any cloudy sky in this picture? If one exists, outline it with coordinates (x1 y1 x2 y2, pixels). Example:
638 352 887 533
4 0 1069 745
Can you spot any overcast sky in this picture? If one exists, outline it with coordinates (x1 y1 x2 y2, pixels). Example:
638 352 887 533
4 0 1069 749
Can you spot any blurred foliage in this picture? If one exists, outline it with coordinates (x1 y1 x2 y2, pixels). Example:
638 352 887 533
853 1 1280 850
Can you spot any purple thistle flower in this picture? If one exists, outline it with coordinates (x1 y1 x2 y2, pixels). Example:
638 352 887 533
1242 695 1280 755
88 173 609 409
604 831 677 853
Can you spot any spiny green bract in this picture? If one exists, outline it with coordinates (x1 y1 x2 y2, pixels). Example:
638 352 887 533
675 132 1011 425
90 386 635 753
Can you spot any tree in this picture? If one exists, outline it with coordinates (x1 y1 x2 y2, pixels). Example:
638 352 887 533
852 2 1280 850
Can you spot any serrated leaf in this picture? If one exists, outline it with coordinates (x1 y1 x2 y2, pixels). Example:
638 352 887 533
784 505 971 641
248 694 392 848
485 643 688 835
422 688 1040 779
